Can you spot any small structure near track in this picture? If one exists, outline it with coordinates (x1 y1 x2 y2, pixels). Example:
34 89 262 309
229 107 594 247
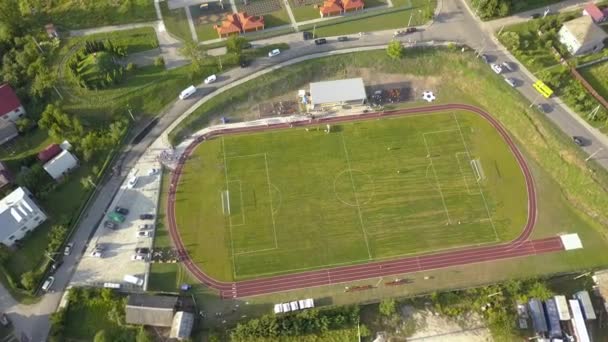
274 298 314 313
308 78 367 110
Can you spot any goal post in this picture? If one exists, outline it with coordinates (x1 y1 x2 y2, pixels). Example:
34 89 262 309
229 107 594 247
470 159 485 182
221 190 231 215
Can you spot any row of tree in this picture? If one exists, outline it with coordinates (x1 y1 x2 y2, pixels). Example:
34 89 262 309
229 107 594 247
231 306 360 341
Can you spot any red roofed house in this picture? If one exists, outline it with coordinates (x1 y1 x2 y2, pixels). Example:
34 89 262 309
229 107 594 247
320 0 364 17
0 84 26 123
583 2 607 23
214 13 242 38
238 12 265 33
320 0 343 17
214 12 265 38
38 144 62 163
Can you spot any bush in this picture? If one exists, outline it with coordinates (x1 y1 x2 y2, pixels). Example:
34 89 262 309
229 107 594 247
20 270 40 291
126 62 136 72
154 56 164 67
386 40 405 59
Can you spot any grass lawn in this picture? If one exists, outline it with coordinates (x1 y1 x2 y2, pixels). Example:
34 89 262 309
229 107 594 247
196 22 220 42
579 61 608 101
289 4 321 22
64 297 135 339
41 0 156 30
0 129 53 161
160 1 192 42
263 9 293 28
176 111 527 281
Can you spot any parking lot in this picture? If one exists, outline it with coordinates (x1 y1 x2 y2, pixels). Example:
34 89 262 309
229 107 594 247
70 149 162 289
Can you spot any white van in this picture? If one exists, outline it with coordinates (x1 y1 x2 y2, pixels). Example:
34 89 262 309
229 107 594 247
179 85 196 100
42 276 55 292
204 74 217 84
123 274 144 286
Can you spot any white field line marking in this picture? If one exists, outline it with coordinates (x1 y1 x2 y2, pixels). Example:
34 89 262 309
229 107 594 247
227 180 245 226
221 190 226 215
422 134 452 225
226 152 267 160
341 133 373 260
221 137 238 279
454 152 472 194
452 113 499 242
264 153 279 249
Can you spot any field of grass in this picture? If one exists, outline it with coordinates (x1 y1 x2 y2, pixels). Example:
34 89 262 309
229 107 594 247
175 110 527 280
40 0 156 30
160 1 192 42
262 9 293 28
579 61 608 101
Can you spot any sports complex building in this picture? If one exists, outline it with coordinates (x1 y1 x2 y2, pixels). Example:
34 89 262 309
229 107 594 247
308 78 367 110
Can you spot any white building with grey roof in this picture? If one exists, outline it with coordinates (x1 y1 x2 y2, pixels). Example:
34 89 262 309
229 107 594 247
0 187 47 247
558 15 608 55
309 78 367 110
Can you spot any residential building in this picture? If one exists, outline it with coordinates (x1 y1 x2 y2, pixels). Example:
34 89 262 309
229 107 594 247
0 121 18 146
0 187 47 247
583 2 607 23
320 0 364 17
558 15 608 55
309 78 367 109
0 162 12 190
0 83 26 122
214 12 264 38
43 150 79 181
38 144 62 163
126 294 178 327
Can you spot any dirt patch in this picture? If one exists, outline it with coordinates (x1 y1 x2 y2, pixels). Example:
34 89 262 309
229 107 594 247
400 305 492 341
350 67 441 97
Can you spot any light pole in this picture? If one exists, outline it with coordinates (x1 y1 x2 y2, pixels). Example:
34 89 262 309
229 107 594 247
585 147 604 162
529 93 542 108
126 104 135 121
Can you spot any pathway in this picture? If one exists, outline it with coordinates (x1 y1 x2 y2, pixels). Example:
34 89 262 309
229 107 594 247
282 0 299 31
185 5 199 41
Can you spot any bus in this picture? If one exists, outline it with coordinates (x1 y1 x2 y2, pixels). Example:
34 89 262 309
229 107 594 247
533 80 553 98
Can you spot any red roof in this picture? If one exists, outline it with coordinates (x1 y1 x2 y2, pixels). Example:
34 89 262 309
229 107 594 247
214 14 242 36
0 84 22 117
342 0 364 11
320 0 343 15
584 3 606 22
238 12 264 31
38 144 62 162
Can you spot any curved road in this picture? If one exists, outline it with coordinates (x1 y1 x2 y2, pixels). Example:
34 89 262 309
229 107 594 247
166 103 565 298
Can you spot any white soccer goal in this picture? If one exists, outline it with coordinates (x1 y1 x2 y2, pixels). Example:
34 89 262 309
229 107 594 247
221 190 231 215
470 159 486 182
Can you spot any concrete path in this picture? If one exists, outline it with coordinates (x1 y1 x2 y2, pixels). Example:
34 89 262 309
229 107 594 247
185 5 199 41
230 0 239 14
282 0 299 31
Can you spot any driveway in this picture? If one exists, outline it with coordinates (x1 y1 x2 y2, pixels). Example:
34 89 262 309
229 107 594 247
3 0 608 340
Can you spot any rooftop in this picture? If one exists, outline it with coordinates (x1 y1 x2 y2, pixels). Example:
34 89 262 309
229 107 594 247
562 15 608 45
0 187 40 241
584 3 606 22
126 294 178 327
0 84 22 116
310 78 367 105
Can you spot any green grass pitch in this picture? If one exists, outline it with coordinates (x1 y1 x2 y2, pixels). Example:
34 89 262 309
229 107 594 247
174 110 528 281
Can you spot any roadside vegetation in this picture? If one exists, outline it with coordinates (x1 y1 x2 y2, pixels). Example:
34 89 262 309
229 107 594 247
470 0 566 20
497 11 608 133
579 61 608 102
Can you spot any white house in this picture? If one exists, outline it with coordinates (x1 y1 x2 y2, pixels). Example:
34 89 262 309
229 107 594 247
0 187 47 247
43 150 79 181
558 15 608 55
0 83 26 123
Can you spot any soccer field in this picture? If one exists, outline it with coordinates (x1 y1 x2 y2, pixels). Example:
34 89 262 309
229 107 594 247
174 110 528 281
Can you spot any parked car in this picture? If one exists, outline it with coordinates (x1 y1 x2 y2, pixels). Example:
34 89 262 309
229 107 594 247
337 36 349 42
479 54 489 63
127 175 138 188
536 103 548 113
104 221 118 230
138 224 154 230
147 168 159 176
64 242 74 256
240 59 250 68
108 212 125 223
572 136 584 146
137 231 153 238
0 313 10 327
504 77 516 87
115 206 129 215
131 254 147 261
405 27 417 33
302 31 313 40
314 38 327 45
140 214 154 220
135 247 150 254
530 13 541 19
91 244 104 258
490 63 502 74
42 276 55 292
204 74 217 84
268 49 281 57
50 260 63 272
501 61 513 72
393 30 406 37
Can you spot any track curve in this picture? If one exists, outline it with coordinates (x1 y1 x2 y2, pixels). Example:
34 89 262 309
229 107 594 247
166 103 564 298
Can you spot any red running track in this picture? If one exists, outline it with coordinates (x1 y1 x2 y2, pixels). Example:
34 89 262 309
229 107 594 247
166 103 565 299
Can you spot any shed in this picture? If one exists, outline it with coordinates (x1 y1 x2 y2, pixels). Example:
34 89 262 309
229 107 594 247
528 299 548 334
554 295 571 321
170 311 194 340
309 78 367 109
0 121 18 146
43 150 79 180
583 3 607 23
38 144 62 163
544 298 562 338
125 294 178 327
574 291 596 320
569 299 591 342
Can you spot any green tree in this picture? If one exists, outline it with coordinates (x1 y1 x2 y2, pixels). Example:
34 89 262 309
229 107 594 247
20 270 37 290
154 56 164 67
180 40 206 72
386 40 405 59
39 104 84 142
500 31 520 51
135 327 152 342
94 329 109 342
226 36 249 55
379 298 396 317
15 117 32 133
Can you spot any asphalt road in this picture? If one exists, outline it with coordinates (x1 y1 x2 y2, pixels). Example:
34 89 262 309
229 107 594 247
1 0 607 340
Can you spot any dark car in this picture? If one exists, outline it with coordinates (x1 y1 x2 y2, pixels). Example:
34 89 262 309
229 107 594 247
242 42 252 49
337 36 349 42
135 247 150 254
140 214 155 220
530 13 541 19
405 27 417 33
50 260 63 272
0 313 10 327
479 54 489 63
104 220 118 229
115 206 129 215
240 59 250 68
572 136 584 146
314 38 327 45
302 31 313 40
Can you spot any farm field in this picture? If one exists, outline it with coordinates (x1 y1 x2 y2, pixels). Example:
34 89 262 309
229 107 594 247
174 110 528 281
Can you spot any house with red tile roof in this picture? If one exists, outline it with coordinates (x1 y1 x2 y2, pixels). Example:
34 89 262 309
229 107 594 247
214 12 265 38
320 0 343 17
320 0 364 17
38 144 62 163
0 84 26 123
583 2 606 23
